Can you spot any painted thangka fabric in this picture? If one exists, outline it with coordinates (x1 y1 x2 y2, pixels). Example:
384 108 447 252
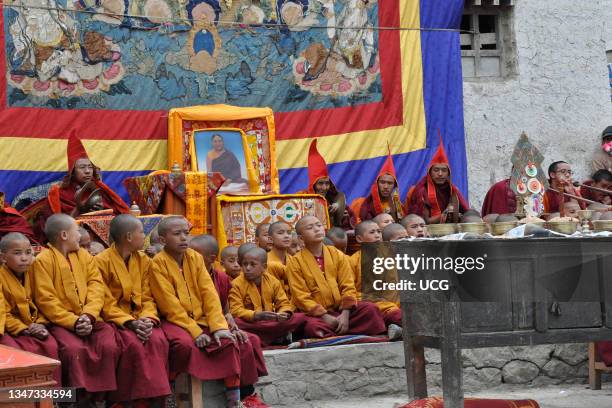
216 194 328 248
0 0 466 205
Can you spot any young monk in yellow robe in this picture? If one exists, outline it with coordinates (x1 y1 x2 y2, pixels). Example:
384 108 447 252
350 220 403 340
267 221 292 265
230 247 307 346
150 216 268 408
286 216 386 338
33 214 119 399
96 214 170 404
0 233 61 385
189 234 269 406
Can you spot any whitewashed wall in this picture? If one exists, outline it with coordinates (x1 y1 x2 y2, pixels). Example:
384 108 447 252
463 0 612 210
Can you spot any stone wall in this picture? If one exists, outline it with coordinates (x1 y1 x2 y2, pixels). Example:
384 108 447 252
463 0 612 210
253 341 607 407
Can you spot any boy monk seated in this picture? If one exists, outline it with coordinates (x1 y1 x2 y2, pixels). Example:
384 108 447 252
96 214 170 404
33 214 119 398
0 233 61 385
255 223 271 252
221 246 242 280
150 216 266 408
382 223 409 241
400 214 429 238
267 221 292 265
286 216 386 338
326 227 348 254
189 235 268 405
350 221 402 340
230 247 307 346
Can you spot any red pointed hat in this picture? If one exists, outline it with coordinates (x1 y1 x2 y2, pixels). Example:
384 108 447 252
428 133 450 171
426 132 455 217
370 145 398 213
67 129 92 171
307 139 331 193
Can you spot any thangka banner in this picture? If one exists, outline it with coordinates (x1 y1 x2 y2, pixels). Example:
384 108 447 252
0 0 466 205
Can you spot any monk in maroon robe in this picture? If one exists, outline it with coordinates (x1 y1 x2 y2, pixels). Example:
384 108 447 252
0 197 37 244
25 130 129 242
481 179 517 217
358 150 404 222
543 161 586 214
405 139 469 224
580 170 612 206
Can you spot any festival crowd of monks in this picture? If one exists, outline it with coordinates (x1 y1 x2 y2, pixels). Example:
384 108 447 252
0 127 610 408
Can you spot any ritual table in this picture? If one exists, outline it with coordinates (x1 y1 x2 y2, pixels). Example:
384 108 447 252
397 237 612 408
0 344 60 408
76 214 165 247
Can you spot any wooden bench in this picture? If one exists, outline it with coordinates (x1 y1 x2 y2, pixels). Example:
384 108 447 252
588 342 612 390
174 374 203 408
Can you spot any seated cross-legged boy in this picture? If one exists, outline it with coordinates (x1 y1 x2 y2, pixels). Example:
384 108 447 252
33 214 119 398
286 216 386 338
0 233 61 385
350 221 402 340
230 247 307 346
96 215 170 404
189 235 268 406
221 246 242 280
150 217 266 408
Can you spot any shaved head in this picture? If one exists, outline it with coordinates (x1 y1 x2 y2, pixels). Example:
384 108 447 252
400 214 424 229
221 245 238 260
244 247 268 264
0 232 30 253
496 214 518 222
295 215 317 235
355 220 377 237
268 221 290 235
382 223 408 241
44 214 76 244
373 213 394 228
463 209 481 218
110 214 142 244
483 214 498 224
158 216 188 236
189 234 219 256
238 242 258 264
78 226 89 238
323 237 334 246
326 227 346 240
255 223 270 238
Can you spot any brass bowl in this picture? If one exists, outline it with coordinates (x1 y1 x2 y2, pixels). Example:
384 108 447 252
546 221 579 234
426 223 458 237
578 209 594 221
491 221 518 235
593 220 612 232
458 222 488 234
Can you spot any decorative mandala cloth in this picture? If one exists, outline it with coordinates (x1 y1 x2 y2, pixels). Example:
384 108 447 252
217 194 329 248
399 398 540 408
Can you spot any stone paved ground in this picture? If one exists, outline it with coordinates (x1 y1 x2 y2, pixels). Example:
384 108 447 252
282 383 612 408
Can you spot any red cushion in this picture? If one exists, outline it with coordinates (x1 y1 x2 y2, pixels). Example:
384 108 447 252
400 397 540 408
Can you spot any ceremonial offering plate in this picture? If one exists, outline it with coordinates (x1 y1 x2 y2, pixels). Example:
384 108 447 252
593 220 612 232
491 221 518 235
427 223 458 237
458 222 488 234
546 221 579 234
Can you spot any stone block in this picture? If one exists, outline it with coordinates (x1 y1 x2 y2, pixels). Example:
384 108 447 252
510 345 554 368
462 347 515 369
502 360 540 384
542 358 577 379
553 343 588 366
463 367 502 391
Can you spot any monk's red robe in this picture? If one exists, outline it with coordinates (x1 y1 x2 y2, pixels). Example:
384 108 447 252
481 179 517 216
580 180 612 205
406 178 469 221
47 181 129 216
0 207 37 243
543 187 586 213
